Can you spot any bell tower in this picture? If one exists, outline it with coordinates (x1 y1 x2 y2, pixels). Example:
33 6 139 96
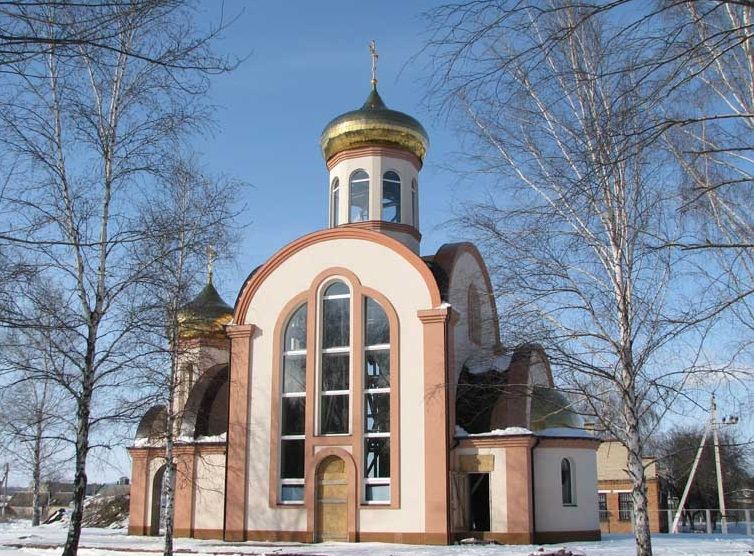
319 42 429 253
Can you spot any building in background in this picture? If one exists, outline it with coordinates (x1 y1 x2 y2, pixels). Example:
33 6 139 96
597 439 667 534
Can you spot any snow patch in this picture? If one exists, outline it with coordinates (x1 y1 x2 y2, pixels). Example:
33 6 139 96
464 351 513 375
455 425 469 437
537 427 594 438
466 427 533 437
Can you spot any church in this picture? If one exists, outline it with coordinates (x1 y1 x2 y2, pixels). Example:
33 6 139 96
127 63 601 545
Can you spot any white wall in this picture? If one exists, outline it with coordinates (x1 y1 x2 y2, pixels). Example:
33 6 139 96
533 447 599 532
242 236 437 533
191 453 226 531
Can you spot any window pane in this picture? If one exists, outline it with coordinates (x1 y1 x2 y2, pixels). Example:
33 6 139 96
382 171 401 223
280 439 304 479
331 178 339 227
561 459 573 505
365 297 389 346
324 281 349 296
365 392 390 433
364 437 390 478
365 484 390 502
284 305 307 352
365 350 389 389
322 353 349 391
349 170 369 222
281 397 305 436
619 493 633 521
323 298 349 348
321 394 349 434
283 354 306 393
281 484 304 502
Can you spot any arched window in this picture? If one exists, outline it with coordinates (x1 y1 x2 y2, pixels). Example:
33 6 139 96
468 284 481 345
280 304 307 502
349 170 370 223
320 282 350 434
381 171 401 223
364 297 391 502
561 458 574 505
330 178 340 227
411 179 418 226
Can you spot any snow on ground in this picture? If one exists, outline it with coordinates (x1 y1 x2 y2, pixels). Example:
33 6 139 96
0 521 752 556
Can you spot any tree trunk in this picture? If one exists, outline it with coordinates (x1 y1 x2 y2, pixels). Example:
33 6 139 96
31 411 43 526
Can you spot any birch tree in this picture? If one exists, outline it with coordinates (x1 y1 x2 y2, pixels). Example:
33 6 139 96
0 3 236 554
134 159 240 556
426 4 707 555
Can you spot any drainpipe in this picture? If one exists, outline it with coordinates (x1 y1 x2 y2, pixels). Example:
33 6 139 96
530 435 540 543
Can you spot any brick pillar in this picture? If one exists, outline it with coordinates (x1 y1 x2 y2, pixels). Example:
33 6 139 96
418 308 452 545
506 438 536 543
127 450 150 535
173 446 196 537
224 324 256 541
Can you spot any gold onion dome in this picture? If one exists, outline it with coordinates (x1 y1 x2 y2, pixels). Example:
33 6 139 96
320 85 429 163
177 280 233 340
529 386 584 432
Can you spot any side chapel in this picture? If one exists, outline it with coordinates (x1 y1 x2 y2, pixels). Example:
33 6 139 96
127 54 601 544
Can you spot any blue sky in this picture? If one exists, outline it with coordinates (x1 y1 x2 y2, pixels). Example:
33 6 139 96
195 1 466 303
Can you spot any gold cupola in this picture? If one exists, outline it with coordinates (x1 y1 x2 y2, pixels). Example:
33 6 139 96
177 279 233 341
320 84 429 164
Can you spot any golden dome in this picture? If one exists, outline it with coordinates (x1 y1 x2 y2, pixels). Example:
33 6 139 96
320 86 429 163
177 281 233 340
529 386 584 432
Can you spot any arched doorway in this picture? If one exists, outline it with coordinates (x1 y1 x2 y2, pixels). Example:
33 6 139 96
315 455 348 542
149 465 166 535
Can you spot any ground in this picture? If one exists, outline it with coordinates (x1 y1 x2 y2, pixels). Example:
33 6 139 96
0 522 752 556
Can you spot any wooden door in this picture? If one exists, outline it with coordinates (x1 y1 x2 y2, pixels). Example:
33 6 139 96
315 456 348 542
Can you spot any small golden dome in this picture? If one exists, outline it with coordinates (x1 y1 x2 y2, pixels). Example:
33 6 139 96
320 86 429 163
177 281 233 340
529 386 584 432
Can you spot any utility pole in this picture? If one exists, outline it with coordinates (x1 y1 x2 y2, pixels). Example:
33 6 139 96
670 395 738 534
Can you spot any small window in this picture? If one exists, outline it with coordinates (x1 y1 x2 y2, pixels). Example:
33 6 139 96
561 458 574 505
382 171 401 223
618 492 633 521
280 304 307 503
349 170 370 223
330 178 340 227
320 281 350 435
598 493 609 522
467 284 481 345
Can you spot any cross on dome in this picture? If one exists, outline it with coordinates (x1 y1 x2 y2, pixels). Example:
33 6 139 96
369 40 378 89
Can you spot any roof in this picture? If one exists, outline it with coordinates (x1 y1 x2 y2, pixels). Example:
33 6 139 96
320 86 429 163
177 280 233 339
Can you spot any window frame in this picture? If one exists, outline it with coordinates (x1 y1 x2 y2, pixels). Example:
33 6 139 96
618 492 633 521
318 280 352 436
381 170 401 224
330 177 340 227
561 457 575 506
348 170 370 223
279 303 308 504
363 296 391 504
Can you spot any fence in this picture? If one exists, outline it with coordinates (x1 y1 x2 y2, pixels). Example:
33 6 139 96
599 508 753 535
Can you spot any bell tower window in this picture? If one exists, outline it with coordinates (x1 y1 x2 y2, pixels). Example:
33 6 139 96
330 178 340 227
349 170 370 223
320 281 351 434
381 171 401 223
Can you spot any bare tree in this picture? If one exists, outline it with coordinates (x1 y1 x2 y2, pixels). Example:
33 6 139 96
426 4 715 555
0 3 238 554
133 158 240 556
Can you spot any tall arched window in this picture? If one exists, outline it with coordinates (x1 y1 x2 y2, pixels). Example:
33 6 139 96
381 171 401 223
280 304 307 502
320 282 350 434
468 284 481 345
349 170 370 222
561 458 574 505
330 178 340 227
364 297 390 502
411 179 418 226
